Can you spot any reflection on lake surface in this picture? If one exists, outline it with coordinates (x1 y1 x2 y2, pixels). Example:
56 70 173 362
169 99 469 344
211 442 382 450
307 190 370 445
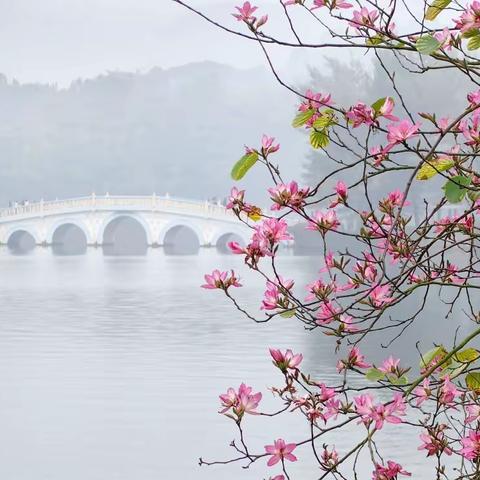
0 248 474 479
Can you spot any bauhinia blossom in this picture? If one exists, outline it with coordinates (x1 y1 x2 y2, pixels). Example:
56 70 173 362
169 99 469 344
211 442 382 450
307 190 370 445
418 425 452 457
268 181 310 210
349 7 379 30
201 269 242 290
232 2 268 30
460 430 480 460
269 348 303 371
439 375 461 406
261 277 294 310
337 346 371 372
219 383 262 419
264 439 297 466
261 134 280 156
307 210 340 234
372 461 411 480
413 378 431 406
386 120 420 146
378 356 401 375
369 285 393 308
312 0 352 10
330 180 348 207
354 392 406 431
455 1 480 33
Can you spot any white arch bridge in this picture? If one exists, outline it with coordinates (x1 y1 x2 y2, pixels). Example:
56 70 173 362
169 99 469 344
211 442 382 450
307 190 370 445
0 194 250 254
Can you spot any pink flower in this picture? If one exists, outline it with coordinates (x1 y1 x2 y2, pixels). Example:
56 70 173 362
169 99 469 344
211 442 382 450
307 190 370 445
378 97 399 122
201 269 242 290
369 285 393 308
378 356 401 375
319 251 336 273
219 383 262 418
349 7 379 30
455 1 480 33
228 241 246 254
346 102 375 128
226 186 245 210
261 135 280 156
299 89 333 112
320 446 339 470
418 425 452 457
255 218 293 251
439 375 461 406
381 189 411 210
466 404 480 423
312 0 352 10
330 180 348 207
307 210 340 234
413 378 431 406
339 314 359 333
372 460 411 480
438 117 451 132
469 88 480 108
269 348 303 371
261 277 294 310
264 439 297 467
434 28 454 51
232 2 257 21
460 430 480 460
305 279 335 301
370 145 390 166
316 300 341 325
270 476 285 480
355 393 406 431
268 181 309 210
337 346 371 372
386 120 420 146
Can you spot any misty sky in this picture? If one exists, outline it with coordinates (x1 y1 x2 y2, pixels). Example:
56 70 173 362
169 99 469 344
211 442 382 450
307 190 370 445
0 0 377 86
0 0 279 85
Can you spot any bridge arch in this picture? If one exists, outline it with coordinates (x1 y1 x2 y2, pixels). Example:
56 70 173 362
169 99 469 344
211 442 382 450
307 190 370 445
6 228 38 254
211 230 249 253
49 221 89 255
160 221 202 255
46 218 92 245
99 213 151 255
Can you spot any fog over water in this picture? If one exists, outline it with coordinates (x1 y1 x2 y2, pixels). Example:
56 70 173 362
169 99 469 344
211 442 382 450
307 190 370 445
0 248 475 479
0 1 478 478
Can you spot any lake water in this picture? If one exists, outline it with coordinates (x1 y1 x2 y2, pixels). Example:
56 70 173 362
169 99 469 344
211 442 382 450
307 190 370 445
0 248 472 479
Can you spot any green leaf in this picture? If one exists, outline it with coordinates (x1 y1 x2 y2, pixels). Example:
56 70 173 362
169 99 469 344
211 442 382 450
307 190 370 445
440 359 468 379
420 345 448 369
365 368 385 382
464 28 480 39
443 175 471 204
468 190 480 202
416 158 454 180
230 151 259 181
415 35 441 55
280 309 296 318
455 348 480 363
468 33 480 51
425 0 451 21
371 97 387 114
466 372 480 392
310 130 329 149
292 109 315 128
312 112 336 129
366 35 384 46
388 374 408 386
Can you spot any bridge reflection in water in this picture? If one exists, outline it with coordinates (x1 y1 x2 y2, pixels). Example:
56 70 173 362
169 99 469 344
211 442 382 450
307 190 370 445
0 195 249 256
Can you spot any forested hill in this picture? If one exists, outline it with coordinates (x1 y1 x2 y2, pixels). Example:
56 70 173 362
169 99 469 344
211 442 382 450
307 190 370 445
0 62 305 205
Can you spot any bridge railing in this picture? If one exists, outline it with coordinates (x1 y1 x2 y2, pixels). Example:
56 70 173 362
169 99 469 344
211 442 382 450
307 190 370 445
0 195 235 221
